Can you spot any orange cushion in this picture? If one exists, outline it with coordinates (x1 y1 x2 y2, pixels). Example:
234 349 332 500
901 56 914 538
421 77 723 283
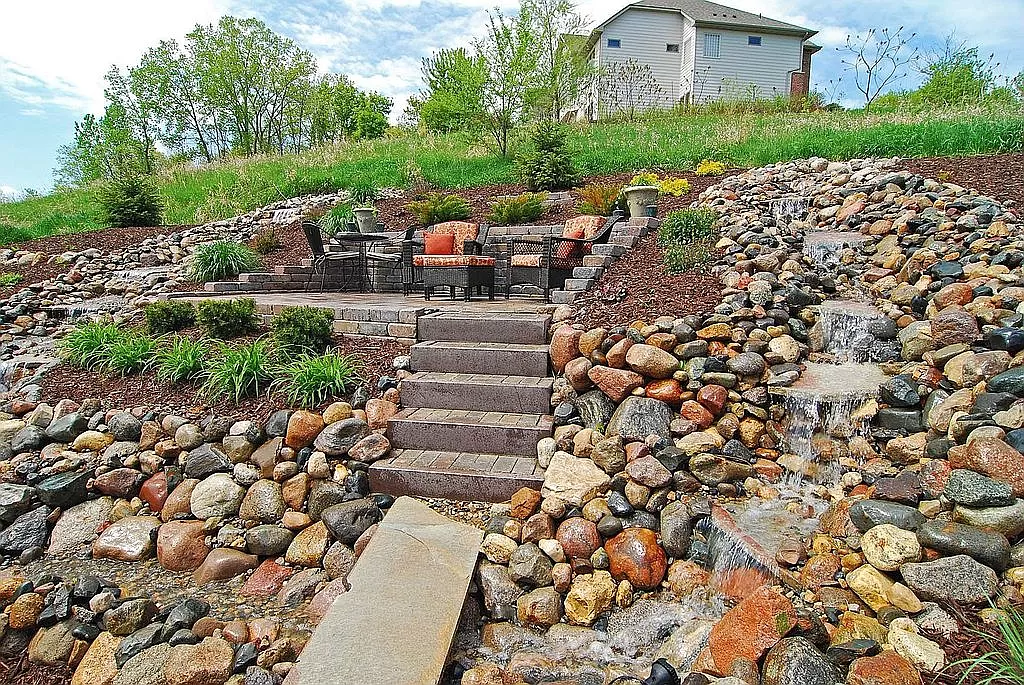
510 254 542 267
413 255 496 267
424 232 455 255
430 221 479 256
565 215 605 240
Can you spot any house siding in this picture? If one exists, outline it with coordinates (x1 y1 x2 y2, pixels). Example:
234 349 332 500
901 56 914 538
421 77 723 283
693 27 804 102
598 8 688 114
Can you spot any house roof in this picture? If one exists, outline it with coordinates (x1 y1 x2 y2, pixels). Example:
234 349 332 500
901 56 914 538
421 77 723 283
595 0 816 38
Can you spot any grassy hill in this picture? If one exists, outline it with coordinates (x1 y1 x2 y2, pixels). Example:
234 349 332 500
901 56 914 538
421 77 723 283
2 107 1022 246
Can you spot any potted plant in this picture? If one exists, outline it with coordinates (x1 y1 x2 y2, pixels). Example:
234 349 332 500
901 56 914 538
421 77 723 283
353 206 376 234
622 185 659 218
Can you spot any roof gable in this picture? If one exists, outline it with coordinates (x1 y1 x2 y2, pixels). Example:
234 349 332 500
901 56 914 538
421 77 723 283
596 0 815 37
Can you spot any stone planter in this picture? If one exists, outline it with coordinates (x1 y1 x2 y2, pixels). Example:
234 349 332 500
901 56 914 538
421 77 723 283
623 185 659 218
353 207 376 234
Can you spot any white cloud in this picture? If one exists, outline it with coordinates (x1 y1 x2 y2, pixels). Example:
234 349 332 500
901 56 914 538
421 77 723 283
0 185 18 200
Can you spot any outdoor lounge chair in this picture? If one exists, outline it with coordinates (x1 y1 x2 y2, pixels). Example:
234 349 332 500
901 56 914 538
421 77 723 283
504 211 623 301
400 221 495 299
301 221 363 293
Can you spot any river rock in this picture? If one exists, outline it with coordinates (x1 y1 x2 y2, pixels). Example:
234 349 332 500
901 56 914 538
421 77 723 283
71 632 122 685
659 501 691 559
847 650 922 685
192 548 259 586
706 586 797 675
564 571 616 626
285 521 330 566
104 599 157 636
862 524 921 571
605 528 666 590
849 499 926 532
509 543 553 587
48 497 114 555
189 474 245 519
541 452 610 506
916 520 1010 571
949 437 1024 495
238 479 285 523
625 344 678 379
312 418 369 456
92 516 159 561
588 366 644 403
157 520 211 571
762 637 838 685
36 470 91 509
944 468 1014 507
900 555 998 603
163 637 234 685
321 498 382 545
954 499 1024 537
245 525 294 557
516 587 562 628
555 517 602 560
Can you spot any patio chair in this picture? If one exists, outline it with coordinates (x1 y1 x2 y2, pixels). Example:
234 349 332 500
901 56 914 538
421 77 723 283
301 221 363 293
505 212 624 301
400 221 494 297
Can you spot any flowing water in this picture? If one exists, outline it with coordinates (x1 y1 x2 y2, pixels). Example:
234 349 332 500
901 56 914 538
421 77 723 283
802 231 869 267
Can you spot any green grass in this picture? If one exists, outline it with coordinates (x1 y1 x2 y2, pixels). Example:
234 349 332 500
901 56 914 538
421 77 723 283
951 607 1024 684
202 338 276 402
154 336 210 384
2 107 1022 245
275 351 363 408
58 320 127 370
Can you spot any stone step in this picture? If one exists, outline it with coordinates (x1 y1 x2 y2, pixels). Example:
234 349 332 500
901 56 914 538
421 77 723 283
563 278 594 291
592 244 626 257
572 266 603 280
401 372 552 413
290 497 482 685
416 311 550 345
369 450 544 502
550 290 580 304
387 408 553 456
583 255 614 268
410 341 549 377
610 236 638 248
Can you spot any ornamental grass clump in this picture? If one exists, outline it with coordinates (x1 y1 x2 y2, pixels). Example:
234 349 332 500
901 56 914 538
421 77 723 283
577 183 623 216
0 273 23 287
101 331 159 376
487 192 547 225
951 607 1024 684
659 207 720 245
188 241 261 282
406 193 472 226
275 351 363 408
271 306 335 355
317 203 354 234
252 228 282 254
202 338 276 402
154 336 210 384
59 320 126 370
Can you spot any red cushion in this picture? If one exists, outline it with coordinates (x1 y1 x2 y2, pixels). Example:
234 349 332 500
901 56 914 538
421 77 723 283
424 232 455 255
556 224 585 260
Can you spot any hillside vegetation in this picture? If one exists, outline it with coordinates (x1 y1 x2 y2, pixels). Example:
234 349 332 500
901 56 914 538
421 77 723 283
3 107 1022 245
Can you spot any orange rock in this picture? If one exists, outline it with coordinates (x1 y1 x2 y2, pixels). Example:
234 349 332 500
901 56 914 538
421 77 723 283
679 400 714 429
706 586 797 676
933 282 974 309
556 517 602 560
799 553 841 590
192 548 258 586
666 560 710 596
161 479 199 522
285 411 324 449
950 437 1024 495
605 528 666 590
605 338 633 368
156 520 210 572
847 650 921 685
588 366 644 403
139 472 169 513
645 379 682 404
241 560 295 597
509 488 542 519
364 399 399 430
696 385 728 415
550 326 582 373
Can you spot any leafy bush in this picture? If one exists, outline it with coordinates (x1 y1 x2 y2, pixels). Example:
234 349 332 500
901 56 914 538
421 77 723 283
659 208 720 246
664 240 715 274
348 180 378 205
195 298 259 339
519 121 579 192
629 172 660 187
658 177 692 196
0 273 22 287
59 320 125 370
144 300 196 334
101 331 159 376
406 193 472 226
275 351 363 408
695 160 727 176
578 183 623 216
317 203 354 234
98 175 163 228
188 241 261 282
271 306 335 355
488 193 547 225
202 339 276 402
154 336 210 384
252 228 282 255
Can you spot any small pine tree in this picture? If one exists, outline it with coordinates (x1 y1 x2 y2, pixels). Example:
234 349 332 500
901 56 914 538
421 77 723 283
518 121 579 192
98 175 163 227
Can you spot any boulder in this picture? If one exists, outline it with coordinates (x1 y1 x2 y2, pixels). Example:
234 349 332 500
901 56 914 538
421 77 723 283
706 586 797 676
607 397 673 442
189 474 245 519
192 548 258 586
541 452 611 506
761 637 838 685
92 516 160 561
605 528 666 590
900 555 998 603
157 520 211 571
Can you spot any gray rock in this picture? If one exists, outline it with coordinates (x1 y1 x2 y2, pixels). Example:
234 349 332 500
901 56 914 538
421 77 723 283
659 501 691 559
900 555 998 603
916 520 1010 571
508 542 553 587
954 500 1024 538
107 413 142 442
245 525 293 557
183 444 231 479
238 480 285 523
35 470 91 509
688 454 750 486
477 562 523 621
189 473 245 519
321 499 382 545
989 367 1024 395
726 352 766 377
114 623 162 668
0 484 34 524
47 497 114 555
313 418 369 456
265 410 292 437
307 481 348 522
276 568 326 608
607 397 673 442
10 426 46 453
574 390 617 430
0 505 50 554
849 499 926 532
762 637 838 685
944 469 1015 507
104 598 157 636
113 641 171 685
174 423 204 450
45 413 87 442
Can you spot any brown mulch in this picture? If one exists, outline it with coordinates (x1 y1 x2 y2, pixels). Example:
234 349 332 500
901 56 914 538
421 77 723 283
901 153 1024 209
571 232 723 329
38 334 410 422
0 654 72 685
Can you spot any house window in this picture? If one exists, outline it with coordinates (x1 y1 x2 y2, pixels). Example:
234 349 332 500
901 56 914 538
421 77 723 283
666 43 680 53
748 36 762 45
607 38 621 48
704 33 721 58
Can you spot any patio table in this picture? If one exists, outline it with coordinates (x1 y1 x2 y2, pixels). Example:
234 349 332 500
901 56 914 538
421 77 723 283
331 232 403 292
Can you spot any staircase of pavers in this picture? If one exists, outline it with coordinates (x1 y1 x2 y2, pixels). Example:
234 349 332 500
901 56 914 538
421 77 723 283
369 311 554 502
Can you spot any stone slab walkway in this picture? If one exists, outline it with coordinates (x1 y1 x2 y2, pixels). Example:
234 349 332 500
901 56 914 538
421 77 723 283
288 496 483 685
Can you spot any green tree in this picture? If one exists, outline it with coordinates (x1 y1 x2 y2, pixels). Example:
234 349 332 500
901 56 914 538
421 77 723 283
104 66 159 174
55 104 148 186
476 6 540 156
524 0 593 121
417 47 487 133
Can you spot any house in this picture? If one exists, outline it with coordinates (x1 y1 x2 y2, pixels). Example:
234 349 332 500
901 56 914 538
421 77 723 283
584 0 819 117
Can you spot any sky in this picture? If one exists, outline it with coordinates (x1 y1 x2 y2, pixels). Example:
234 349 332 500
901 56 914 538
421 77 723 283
1 0 1022 197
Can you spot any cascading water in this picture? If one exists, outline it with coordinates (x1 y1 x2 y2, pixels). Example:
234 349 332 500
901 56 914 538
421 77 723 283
802 231 869 267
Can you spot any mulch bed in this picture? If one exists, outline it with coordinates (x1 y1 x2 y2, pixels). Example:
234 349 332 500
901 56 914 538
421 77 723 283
0 654 72 685
38 334 410 422
571 232 723 329
901 153 1024 209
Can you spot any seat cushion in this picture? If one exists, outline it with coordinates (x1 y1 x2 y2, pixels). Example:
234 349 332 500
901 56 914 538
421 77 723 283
429 221 479 255
565 215 605 240
510 254 543 268
424 232 455 255
413 255 496 267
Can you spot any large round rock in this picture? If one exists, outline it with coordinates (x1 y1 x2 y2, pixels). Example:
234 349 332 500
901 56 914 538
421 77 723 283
320 499 382 545
605 528 666 590
607 397 673 442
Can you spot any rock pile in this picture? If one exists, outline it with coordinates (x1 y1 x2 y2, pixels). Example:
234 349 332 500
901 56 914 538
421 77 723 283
460 157 1024 684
